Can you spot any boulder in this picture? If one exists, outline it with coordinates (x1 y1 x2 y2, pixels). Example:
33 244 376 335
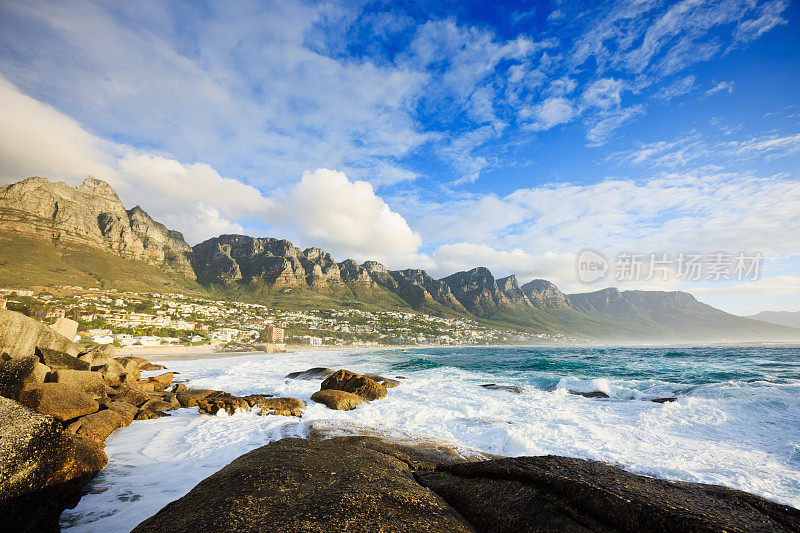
285 367 334 380
132 438 474 533
136 380 157 392
135 409 170 421
415 455 800 533
31 362 50 384
0 309 80 359
66 409 127 442
114 387 151 407
105 401 139 425
362 373 401 388
311 389 367 411
52 369 108 399
569 390 610 399
18 383 99 422
35 347 90 371
320 369 388 401
171 383 187 393
142 363 167 371
0 356 39 400
176 389 217 407
94 360 137 387
0 396 74 501
50 317 78 341
115 356 147 372
149 372 173 389
480 383 525 394
77 344 116 367
196 391 250 415
246 396 304 417
140 398 175 412
0 397 78 532
652 397 677 403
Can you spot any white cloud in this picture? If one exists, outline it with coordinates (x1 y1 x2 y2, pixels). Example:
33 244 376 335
432 242 575 284
654 75 695 101
613 132 800 167
529 97 577 130
705 81 734 96
548 10 566 23
692 276 800 298
734 0 788 43
582 78 624 109
585 105 644 146
279 168 430 267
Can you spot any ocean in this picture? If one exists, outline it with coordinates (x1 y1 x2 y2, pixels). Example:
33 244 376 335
61 345 800 531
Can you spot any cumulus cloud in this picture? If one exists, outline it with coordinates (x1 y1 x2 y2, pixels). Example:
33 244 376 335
432 242 575 284
279 169 430 267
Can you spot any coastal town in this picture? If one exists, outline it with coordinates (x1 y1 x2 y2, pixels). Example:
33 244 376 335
0 286 558 349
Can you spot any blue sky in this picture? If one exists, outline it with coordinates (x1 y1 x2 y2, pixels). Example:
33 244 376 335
0 0 799 314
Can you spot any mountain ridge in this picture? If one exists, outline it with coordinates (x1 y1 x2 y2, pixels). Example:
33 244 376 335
1 176 797 341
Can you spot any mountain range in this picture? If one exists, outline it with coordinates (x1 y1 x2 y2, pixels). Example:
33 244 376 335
1 176 797 342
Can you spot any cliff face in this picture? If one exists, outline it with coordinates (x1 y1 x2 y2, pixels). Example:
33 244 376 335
442 267 512 316
521 279 571 311
0 177 194 278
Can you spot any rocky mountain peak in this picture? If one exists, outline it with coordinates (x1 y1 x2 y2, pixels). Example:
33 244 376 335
77 177 120 202
0 176 194 277
521 279 571 311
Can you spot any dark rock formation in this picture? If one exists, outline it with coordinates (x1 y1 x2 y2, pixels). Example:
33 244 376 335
285 367 334 380
569 390 611 399
415 455 800 532
481 383 525 393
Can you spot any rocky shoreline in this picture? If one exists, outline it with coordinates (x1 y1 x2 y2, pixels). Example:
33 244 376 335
2 308 799 532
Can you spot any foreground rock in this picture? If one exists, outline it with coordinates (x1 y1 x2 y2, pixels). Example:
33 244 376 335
133 438 475 532
135 436 800 533
321 369 388 400
416 455 800 532
0 397 106 532
311 389 367 410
